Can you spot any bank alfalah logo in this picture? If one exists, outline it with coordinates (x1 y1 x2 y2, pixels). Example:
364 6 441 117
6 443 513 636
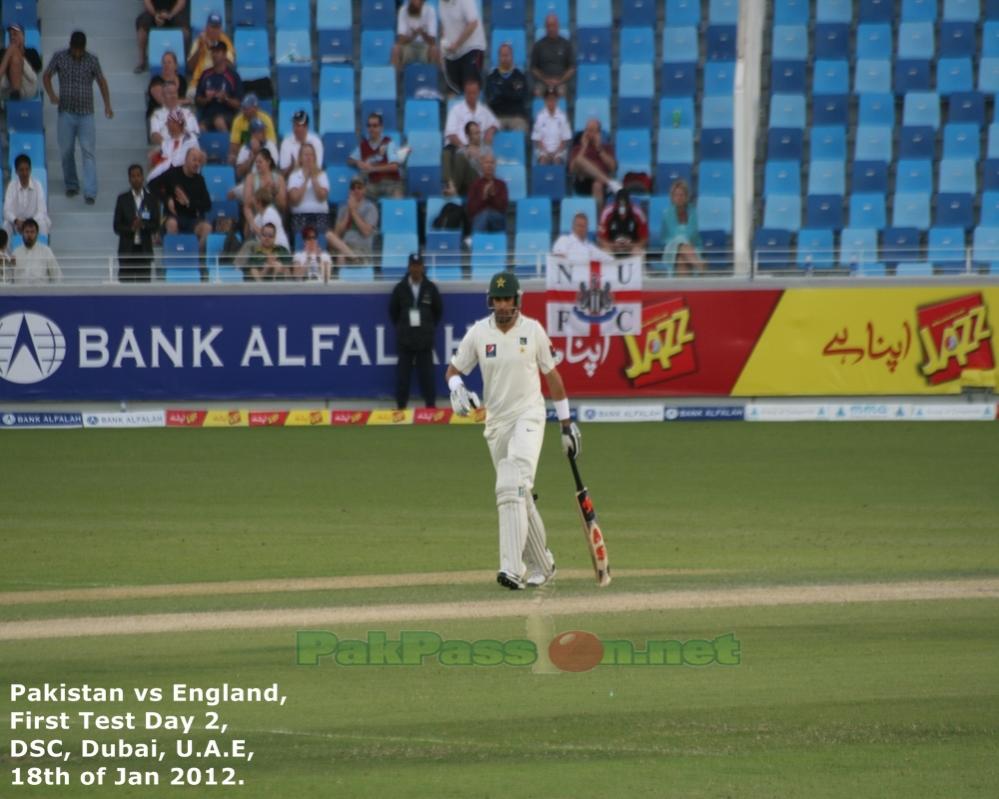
0 312 66 384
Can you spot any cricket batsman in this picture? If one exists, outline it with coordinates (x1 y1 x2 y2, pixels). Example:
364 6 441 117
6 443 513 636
445 271 581 590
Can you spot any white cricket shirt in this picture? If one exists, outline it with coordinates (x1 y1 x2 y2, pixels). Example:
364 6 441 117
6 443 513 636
451 313 556 429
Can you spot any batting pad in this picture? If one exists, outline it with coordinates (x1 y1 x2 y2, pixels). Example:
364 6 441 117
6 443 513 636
524 493 555 576
495 457 527 578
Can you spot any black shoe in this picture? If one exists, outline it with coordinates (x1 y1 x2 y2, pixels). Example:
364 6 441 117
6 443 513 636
65 189 79 198
497 571 525 590
85 197 95 205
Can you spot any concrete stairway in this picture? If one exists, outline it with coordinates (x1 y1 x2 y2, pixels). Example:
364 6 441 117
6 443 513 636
41 0 151 280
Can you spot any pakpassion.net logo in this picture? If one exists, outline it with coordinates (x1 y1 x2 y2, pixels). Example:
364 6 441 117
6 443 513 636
296 631 740 672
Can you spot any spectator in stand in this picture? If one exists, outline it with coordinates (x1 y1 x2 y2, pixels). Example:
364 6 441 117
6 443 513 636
327 177 379 266
0 23 42 100
242 222 292 281
443 78 497 196
597 188 648 255
531 87 572 164
287 143 330 239
466 153 507 232
438 0 486 95
392 0 439 70
229 93 276 164
569 117 618 202
9 218 61 284
234 118 279 184
485 42 529 133
146 50 188 120
552 211 612 265
241 147 287 217
187 13 234 89
292 225 333 281
42 31 114 204
245 185 290 252
662 178 705 275
149 81 198 145
113 164 160 282
147 108 199 186
0 230 12 281
443 121 490 197
530 13 574 97
4 155 51 237
162 147 212 249
195 40 241 132
135 0 188 73
349 112 404 200
279 110 323 178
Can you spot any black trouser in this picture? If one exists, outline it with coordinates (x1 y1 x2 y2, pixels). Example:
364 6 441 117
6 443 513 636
118 251 152 282
396 345 436 409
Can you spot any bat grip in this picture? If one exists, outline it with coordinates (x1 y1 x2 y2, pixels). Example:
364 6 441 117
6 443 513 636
567 452 585 492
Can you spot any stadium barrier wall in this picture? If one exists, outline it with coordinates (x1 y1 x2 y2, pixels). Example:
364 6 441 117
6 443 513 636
1 285 996 401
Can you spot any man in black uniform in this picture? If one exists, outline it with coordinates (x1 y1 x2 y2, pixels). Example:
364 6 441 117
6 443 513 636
389 253 443 409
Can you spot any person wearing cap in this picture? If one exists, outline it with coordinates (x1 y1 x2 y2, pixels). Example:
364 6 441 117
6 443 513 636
292 225 333 281
552 211 613 266
147 107 199 185
445 271 579 590
389 252 443 409
391 0 439 70
279 109 324 178
348 112 404 200
0 23 42 100
43 31 113 204
229 92 276 164
135 0 189 73
195 39 242 132
531 86 572 165
530 13 575 97
327 178 379 267
149 81 198 145
597 188 648 255
187 12 234 87
4 154 50 237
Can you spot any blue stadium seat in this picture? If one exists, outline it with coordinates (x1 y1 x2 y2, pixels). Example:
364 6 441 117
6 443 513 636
774 0 809 24
646 194 671 247
817 0 851 22
854 59 892 94
404 130 441 167
205 234 243 283
339 265 376 281
754 228 794 271
986 160 999 190
424 197 455 234
205 200 239 226
470 233 508 276
898 126 936 159
972 226 999 269
989 124 999 158
902 92 940 129
808 159 845 196
577 64 611 98
896 159 933 193
531 164 566 199
615 128 652 175
491 0 525 26
381 233 420 277
559 197 597 233
982 192 999 225
704 61 735 96
322 132 354 166
935 194 974 229
853 261 887 276
812 94 849 125
979 58 999 93
496 163 526 200
813 60 849 94
806 195 844 230
709 0 738 24
620 27 655 64
380 199 418 237
233 0 267 27
701 96 733 129
768 128 803 160
406 166 442 199
700 230 731 270
573 97 610 131
858 93 895 126
893 262 932 277
622 0 656 24
839 228 879 268
360 0 393 28
320 65 354 100
939 21 975 56
815 23 850 58
578 0 612 27
948 92 985 125
233 28 270 82
699 161 733 197
986 21 999 56
277 99 312 137
656 162 693 190
881 227 922 265
516 197 552 234
316 0 351 30
148 29 185 75
661 62 697 95
659 97 695 130
666 0 700 24
360 66 396 103
317 28 352 62
772 60 806 93
811 126 846 160
937 58 974 95
765 160 801 196
403 64 438 99
945 0 979 21
163 234 201 282
700 129 733 160
617 98 654 128
852 161 888 193
512 231 551 276
893 193 931 229
319 100 355 134
772 25 807 60
797 228 836 270
277 64 312 99
706 25 736 60
894 59 932 93
536 0 570 24
770 94 806 128
198 132 229 163
361 30 394 65
619 63 655 99
6 99 42 133
848 193 887 229
578 28 612 64
663 26 699 62
898 21 933 58
699 196 733 233
854 125 893 163
425 230 463 274
493 131 525 165
859 0 892 22
275 0 310 29
928 227 966 272
943 125 980 160
902 0 936 21
403 100 440 133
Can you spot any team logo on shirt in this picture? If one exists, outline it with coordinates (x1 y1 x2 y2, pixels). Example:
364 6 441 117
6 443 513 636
519 337 527 345
486 344 497 358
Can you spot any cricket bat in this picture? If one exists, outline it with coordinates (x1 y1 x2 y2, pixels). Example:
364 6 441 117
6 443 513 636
568 453 612 587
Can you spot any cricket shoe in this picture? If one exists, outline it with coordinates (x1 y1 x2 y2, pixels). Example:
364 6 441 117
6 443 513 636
496 571 526 590
526 564 556 587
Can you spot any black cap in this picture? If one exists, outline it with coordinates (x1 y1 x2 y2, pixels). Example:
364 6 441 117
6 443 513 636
408 252 423 265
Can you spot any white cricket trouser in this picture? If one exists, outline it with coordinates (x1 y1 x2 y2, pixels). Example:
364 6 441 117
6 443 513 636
484 411 545 488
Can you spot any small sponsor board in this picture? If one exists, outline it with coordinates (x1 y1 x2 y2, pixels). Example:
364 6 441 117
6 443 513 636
746 403 831 422
906 403 996 421
413 408 452 424
82 411 165 429
286 409 330 426
664 406 744 422
0 411 83 429
449 407 486 424
331 410 371 425
166 409 207 427
203 410 247 427
248 411 290 427
545 407 578 423
367 409 413 425
579 404 665 423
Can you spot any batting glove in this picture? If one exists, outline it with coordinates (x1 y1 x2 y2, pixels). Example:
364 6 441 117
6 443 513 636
561 422 581 458
449 381 480 416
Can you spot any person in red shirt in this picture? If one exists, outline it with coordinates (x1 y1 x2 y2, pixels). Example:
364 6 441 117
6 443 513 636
466 153 508 232
597 188 647 255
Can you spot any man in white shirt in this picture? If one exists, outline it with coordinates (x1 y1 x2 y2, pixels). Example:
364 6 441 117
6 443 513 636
552 212 613 265
278 109 324 178
531 87 572 164
9 218 61 284
4 154 50 236
446 271 581 590
392 0 439 69
438 0 486 94
443 78 497 195
148 82 198 146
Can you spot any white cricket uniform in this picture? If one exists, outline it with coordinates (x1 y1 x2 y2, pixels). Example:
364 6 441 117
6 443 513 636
451 312 556 486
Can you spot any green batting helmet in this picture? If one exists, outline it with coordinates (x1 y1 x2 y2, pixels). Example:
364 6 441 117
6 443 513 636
487 271 520 298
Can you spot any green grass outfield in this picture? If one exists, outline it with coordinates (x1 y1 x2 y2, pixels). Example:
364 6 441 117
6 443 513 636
2 423 998 797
